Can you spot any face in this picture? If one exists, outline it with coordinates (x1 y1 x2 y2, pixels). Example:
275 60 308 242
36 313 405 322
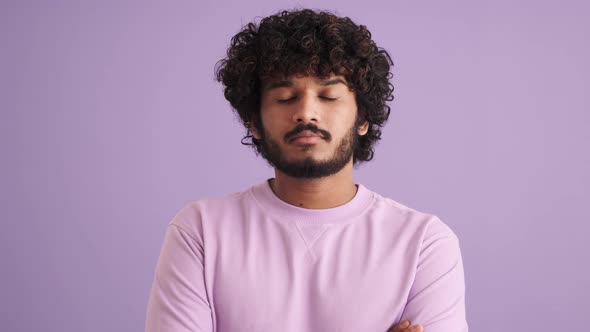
252 74 369 179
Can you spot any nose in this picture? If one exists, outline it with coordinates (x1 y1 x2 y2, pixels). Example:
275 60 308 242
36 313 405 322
291 93 320 124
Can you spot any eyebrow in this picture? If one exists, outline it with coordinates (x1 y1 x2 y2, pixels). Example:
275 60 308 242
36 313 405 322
320 78 347 86
263 78 348 91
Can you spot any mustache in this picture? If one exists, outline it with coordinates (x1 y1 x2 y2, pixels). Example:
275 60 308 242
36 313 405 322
284 123 332 142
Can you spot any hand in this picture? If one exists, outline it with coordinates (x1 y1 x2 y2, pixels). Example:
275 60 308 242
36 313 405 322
387 320 424 332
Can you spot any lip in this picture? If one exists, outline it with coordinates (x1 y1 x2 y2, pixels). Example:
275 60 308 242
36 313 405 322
292 136 322 144
290 130 323 144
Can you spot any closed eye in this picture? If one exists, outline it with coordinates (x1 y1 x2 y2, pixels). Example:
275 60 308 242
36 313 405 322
276 96 297 104
276 96 339 103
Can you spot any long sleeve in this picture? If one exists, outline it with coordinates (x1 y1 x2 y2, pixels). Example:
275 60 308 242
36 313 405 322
399 218 469 332
145 223 213 332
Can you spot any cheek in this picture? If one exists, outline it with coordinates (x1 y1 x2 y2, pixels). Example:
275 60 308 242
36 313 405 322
262 109 291 130
327 112 356 133
259 115 283 139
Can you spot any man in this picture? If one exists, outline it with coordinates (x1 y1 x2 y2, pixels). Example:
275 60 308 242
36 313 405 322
145 8 468 332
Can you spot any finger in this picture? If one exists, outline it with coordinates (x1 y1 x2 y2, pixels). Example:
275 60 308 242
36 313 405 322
387 320 411 332
408 323 424 332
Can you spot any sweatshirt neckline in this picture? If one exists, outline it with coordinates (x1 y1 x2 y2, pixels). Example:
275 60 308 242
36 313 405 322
249 178 375 225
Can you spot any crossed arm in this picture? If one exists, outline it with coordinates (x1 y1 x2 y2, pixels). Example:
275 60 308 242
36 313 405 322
145 217 468 332
389 218 468 332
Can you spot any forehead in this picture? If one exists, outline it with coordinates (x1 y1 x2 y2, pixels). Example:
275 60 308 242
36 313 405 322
261 74 349 92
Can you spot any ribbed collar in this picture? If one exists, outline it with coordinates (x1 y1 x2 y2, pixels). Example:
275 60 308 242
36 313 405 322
249 178 375 225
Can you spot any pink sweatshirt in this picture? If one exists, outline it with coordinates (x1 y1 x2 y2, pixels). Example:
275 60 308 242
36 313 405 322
145 179 468 331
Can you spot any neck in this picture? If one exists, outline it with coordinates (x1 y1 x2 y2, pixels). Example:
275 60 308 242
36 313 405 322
269 160 358 209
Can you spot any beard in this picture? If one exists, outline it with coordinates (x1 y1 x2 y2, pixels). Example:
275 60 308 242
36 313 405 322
256 120 359 179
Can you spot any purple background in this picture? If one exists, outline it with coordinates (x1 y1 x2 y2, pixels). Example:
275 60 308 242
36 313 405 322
2 0 589 331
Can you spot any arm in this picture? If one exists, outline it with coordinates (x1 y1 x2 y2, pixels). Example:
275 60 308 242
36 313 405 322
145 222 213 332
399 218 468 332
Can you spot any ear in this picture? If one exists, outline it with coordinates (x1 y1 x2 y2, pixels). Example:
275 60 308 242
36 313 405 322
357 121 369 136
249 122 261 140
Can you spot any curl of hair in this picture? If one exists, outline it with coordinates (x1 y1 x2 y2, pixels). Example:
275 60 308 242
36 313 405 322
215 8 394 165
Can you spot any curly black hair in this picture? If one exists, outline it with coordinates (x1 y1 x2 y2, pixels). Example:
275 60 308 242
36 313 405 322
215 8 394 165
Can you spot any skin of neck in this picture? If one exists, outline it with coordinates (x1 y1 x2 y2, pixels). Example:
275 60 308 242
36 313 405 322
269 159 359 209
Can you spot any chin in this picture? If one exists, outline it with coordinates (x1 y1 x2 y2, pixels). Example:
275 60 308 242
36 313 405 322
287 151 328 161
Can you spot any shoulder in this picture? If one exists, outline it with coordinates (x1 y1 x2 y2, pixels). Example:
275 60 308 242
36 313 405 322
167 187 250 239
369 191 464 274
367 189 460 243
